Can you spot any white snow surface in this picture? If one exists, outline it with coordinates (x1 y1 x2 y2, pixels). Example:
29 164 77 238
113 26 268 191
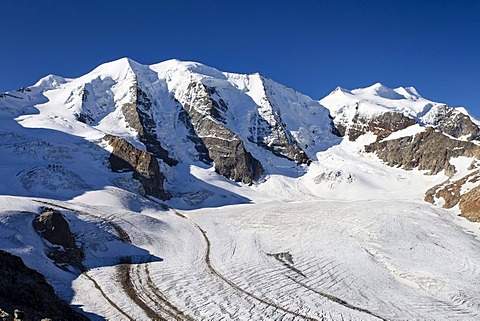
0 58 480 320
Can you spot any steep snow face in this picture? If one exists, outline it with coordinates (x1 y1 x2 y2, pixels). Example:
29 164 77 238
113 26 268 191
9 57 140 142
225 73 340 161
6 58 339 172
0 57 342 202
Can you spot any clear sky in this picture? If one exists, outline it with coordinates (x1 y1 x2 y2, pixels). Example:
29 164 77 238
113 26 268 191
1 0 479 117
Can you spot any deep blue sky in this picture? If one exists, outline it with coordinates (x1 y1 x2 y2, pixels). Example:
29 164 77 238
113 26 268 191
1 0 479 117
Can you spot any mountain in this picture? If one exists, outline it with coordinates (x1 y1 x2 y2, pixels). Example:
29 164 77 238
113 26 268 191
0 59 480 320
321 82 480 221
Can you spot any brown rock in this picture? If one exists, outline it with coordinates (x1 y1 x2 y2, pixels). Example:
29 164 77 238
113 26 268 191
366 127 480 176
121 82 177 166
181 82 264 184
459 185 480 222
104 134 171 199
348 112 416 141
424 171 480 222
33 209 75 248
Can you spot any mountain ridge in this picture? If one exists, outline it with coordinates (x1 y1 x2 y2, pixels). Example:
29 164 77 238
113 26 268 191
1 58 479 212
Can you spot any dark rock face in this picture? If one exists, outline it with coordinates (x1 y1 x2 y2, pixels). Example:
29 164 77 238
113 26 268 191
33 209 75 248
182 82 263 184
365 127 480 176
121 82 178 166
76 86 95 124
248 80 310 164
249 110 310 165
203 136 264 184
347 112 417 141
33 208 84 266
426 105 480 141
0 250 89 321
177 107 213 164
104 134 171 199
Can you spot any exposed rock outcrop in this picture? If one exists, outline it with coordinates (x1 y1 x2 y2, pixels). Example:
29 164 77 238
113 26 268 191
121 82 178 166
425 171 480 222
248 79 310 164
0 250 89 321
75 85 95 124
347 112 417 141
365 127 480 176
181 82 264 184
366 125 480 222
104 134 171 199
459 185 480 222
33 208 76 248
250 112 310 164
177 107 213 164
424 105 480 141
33 208 84 266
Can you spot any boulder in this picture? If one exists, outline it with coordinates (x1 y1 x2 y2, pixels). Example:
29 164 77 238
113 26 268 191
33 209 75 248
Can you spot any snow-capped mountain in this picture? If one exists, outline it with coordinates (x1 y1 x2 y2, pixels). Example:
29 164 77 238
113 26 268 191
321 82 480 141
1 58 480 320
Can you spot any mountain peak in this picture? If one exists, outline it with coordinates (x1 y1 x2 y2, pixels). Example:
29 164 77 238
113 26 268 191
328 86 352 95
351 82 423 101
82 57 145 83
150 59 226 80
94 57 140 71
34 74 67 90
369 82 389 90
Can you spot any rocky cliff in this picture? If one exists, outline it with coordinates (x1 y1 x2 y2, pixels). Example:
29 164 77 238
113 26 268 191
365 127 480 176
121 81 178 166
425 171 480 222
423 104 480 141
104 134 171 199
180 81 264 184
347 111 417 141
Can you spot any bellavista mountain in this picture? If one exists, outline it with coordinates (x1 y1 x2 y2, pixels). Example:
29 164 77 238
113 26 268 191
1 58 480 320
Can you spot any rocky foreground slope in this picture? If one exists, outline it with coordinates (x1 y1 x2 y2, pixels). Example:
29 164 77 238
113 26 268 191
0 249 88 321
